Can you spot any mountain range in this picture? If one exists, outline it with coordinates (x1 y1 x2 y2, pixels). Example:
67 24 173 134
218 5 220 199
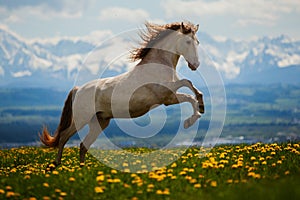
1 27 300 89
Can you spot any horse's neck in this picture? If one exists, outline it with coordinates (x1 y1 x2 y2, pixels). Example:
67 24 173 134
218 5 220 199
139 49 180 68
139 32 180 69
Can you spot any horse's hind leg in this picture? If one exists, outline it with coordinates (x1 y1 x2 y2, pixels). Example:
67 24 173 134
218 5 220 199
54 123 78 166
80 113 110 164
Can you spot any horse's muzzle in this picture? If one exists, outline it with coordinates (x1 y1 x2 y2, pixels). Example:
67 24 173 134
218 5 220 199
188 62 200 71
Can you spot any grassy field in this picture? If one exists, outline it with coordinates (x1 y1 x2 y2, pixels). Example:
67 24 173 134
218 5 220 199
0 142 300 200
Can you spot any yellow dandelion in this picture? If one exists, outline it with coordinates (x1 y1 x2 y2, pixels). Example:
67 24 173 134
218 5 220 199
277 160 282 164
179 171 186 175
210 181 217 187
231 164 238 169
111 169 118 174
163 189 170 195
254 174 261 179
5 186 12 190
6 191 15 198
194 183 201 188
43 183 49 187
96 175 105 182
55 189 61 193
52 170 59 175
285 171 290 175
226 179 233 184
124 168 130 173
24 175 31 180
69 177 75 182
0 189 5 194
48 163 56 168
156 190 163 195
60 192 67 197
94 186 104 193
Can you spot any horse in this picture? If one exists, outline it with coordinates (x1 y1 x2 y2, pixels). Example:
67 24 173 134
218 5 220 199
40 21 205 167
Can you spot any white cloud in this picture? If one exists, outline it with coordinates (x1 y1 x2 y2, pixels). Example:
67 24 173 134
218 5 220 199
99 7 150 23
0 0 88 22
11 70 32 78
161 0 300 27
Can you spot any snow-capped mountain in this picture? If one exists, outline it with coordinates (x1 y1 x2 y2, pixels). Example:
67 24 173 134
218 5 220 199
0 27 300 89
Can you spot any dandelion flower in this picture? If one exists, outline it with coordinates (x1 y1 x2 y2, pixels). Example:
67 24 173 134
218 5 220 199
94 186 104 193
210 181 217 187
43 183 49 187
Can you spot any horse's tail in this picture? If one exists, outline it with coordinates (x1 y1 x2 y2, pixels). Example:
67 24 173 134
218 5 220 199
39 86 78 147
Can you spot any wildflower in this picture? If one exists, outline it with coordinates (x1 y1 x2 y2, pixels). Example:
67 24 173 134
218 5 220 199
52 170 59 175
0 189 5 194
124 183 131 188
69 177 75 182
55 189 61 193
231 164 238 169
226 179 233 184
94 186 104 193
156 190 163 195
277 160 282 164
124 168 130 173
194 183 201 188
250 156 256 161
111 169 118 174
43 183 49 187
254 174 261 179
285 171 290 175
60 192 67 197
6 191 15 198
24 175 31 180
5 186 12 190
96 175 105 182
210 181 217 187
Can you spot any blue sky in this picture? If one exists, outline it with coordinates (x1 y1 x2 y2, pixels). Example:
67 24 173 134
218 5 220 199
0 0 300 40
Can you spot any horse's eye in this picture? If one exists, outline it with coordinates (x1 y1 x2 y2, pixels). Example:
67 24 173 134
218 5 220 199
186 40 191 45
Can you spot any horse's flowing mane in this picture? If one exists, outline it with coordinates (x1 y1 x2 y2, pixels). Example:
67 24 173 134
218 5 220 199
130 21 197 61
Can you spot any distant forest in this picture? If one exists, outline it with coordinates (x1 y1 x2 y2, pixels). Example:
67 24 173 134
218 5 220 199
0 84 300 144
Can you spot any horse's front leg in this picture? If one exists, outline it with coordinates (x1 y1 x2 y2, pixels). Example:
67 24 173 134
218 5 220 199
164 93 201 129
168 79 204 114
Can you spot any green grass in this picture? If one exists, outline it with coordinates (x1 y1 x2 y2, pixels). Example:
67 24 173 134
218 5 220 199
0 142 299 200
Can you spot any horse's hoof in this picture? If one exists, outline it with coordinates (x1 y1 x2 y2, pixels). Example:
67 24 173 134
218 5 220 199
184 114 201 129
184 119 190 129
199 104 205 114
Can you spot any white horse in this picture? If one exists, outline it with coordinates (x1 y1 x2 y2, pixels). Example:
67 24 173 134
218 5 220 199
40 22 205 166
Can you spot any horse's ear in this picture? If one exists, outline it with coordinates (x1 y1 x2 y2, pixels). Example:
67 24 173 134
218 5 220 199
195 24 199 32
180 22 184 32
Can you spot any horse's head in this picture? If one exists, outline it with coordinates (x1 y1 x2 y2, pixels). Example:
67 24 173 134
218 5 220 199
176 22 200 71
